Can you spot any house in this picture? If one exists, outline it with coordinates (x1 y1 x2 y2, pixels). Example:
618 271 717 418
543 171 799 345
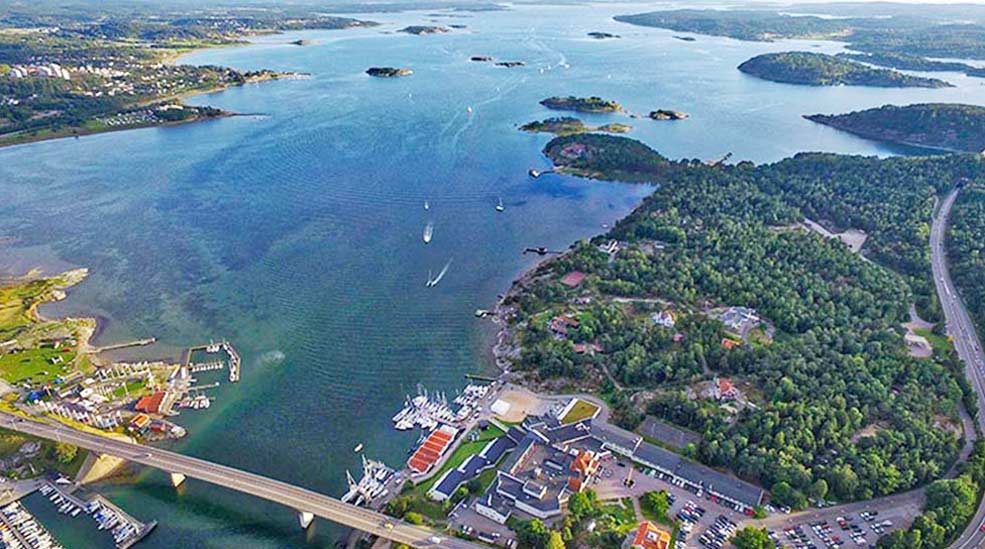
560 271 586 288
671 333 685 343
718 307 760 332
568 450 601 492
627 521 672 549
650 311 675 328
549 315 580 338
572 343 604 355
721 338 741 350
714 377 737 401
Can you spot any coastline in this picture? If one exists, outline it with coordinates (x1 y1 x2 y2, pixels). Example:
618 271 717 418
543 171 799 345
0 39 304 151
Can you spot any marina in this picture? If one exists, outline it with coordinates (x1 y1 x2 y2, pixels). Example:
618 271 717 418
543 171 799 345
340 455 395 507
0 500 64 549
38 483 156 549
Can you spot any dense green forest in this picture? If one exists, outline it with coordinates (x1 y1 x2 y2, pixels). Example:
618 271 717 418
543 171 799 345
948 186 985 349
806 103 985 153
737 52 951 88
837 52 985 78
877 442 985 548
508 133 985 508
540 96 622 113
613 9 985 59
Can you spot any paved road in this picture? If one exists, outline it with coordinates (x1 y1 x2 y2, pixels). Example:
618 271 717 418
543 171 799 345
931 189 985 549
0 413 482 549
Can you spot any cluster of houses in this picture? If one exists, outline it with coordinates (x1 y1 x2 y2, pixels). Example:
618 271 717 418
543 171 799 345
5 63 71 80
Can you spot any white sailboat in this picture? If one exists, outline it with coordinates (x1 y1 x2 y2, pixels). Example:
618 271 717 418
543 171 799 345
423 222 434 244
496 198 504 212
424 200 429 211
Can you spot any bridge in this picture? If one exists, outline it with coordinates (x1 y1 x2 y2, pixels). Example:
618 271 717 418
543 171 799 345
0 412 483 549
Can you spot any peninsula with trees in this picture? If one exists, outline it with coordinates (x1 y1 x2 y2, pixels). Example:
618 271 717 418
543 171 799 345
805 103 985 153
738 52 953 88
0 5 373 148
502 130 985 523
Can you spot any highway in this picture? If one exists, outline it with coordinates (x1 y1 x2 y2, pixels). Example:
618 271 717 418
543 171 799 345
931 189 985 549
0 412 483 549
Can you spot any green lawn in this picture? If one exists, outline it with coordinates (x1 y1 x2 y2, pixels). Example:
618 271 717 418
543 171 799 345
561 399 601 424
414 425 506 495
598 497 638 534
915 328 953 356
0 347 76 384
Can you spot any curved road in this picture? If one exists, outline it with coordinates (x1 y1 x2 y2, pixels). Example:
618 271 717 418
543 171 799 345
932 189 985 549
0 413 482 549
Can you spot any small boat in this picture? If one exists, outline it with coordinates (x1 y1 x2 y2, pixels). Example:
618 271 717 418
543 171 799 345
354 443 364 453
423 222 434 244
528 169 541 178
467 106 473 114
424 200 430 211
496 198 504 212
426 260 453 288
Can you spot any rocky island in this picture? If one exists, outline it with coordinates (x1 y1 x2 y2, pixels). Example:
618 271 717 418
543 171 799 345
520 117 631 135
649 109 689 120
587 32 620 39
738 52 953 88
470 56 494 62
541 133 673 181
495 61 526 68
399 25 450 35
540 96 622 113
805 103 985 153
366 67 413 77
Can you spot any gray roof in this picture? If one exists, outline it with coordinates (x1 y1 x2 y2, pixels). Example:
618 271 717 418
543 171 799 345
430 435 518 499
590 422 642 453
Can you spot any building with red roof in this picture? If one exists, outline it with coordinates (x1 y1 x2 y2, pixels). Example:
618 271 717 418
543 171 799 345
135 391 165 414
628 521 671 549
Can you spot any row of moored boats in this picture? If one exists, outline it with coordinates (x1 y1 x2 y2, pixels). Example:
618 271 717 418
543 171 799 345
0 501 64 549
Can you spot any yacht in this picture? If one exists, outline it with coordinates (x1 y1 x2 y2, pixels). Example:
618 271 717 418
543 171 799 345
423 222 433 244
496 198 504 212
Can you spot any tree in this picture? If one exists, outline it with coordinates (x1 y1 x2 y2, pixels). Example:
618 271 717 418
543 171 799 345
546 531 565 549
810 478 829 500
403 512 424 525
731 527 773 549
54 442 77 464
641 491 670 521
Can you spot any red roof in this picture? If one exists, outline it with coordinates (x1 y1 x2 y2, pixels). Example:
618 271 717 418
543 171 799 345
721 338 741 350
560 271 586 287
632 522 671 549
718 378 735 393
135 391 165 414
408 427 457 474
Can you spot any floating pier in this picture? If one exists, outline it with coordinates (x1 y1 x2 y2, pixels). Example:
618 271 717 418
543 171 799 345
94 337 157 353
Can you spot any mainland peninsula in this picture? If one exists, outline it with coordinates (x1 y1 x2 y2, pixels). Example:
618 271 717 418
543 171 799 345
837 52 985 78
737 52 953 88
805 103 985 153
0 9 373 148
540 96 622 113
520 117 631 135
366 67 413 77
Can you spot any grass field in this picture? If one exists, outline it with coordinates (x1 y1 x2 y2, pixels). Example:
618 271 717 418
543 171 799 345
561 398 600 424
0 347 76 384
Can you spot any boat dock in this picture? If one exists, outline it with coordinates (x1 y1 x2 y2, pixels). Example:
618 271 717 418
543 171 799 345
184 340 240 383
94 338 157 353
0 499 64 549
90 495 157 549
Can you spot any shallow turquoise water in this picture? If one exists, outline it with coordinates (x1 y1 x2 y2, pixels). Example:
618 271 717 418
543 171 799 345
1 3 984 547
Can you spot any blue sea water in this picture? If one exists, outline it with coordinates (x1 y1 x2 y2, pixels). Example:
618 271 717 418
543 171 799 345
1 2 984 547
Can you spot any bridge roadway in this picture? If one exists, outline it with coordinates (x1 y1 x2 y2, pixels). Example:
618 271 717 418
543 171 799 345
0 412 483 549
932 189 985 549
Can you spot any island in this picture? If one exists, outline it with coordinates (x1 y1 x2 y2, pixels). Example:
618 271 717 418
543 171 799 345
805 103 985 153
587 32 620 39
649 109 689 120
290 39 316 46
673 35 696 42
494 61 526 68
470 56 494 62
540 96 622 113
520 117 631 135
737 52 953 88
366 67 413 77
399 25 450 35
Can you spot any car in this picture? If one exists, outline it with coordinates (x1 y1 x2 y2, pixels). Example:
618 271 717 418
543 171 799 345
428 536 443 544
979 521 985 533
